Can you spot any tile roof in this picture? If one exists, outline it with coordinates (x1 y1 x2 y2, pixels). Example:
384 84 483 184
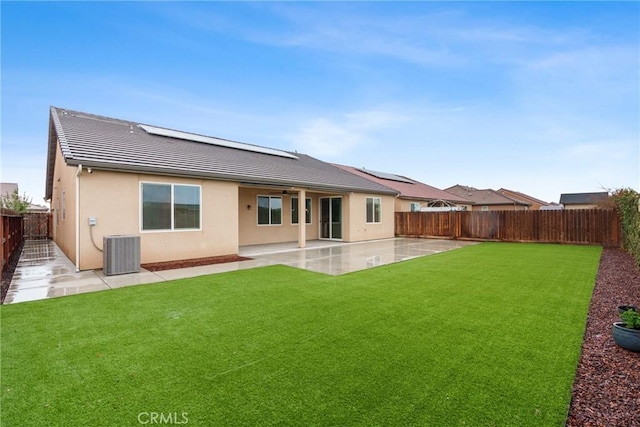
333 164 470 204
445 185 530 206
559 192 609 205
45 107 398 199
497 188 549 206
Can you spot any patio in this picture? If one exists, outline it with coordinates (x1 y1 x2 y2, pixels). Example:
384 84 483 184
3 238 477 304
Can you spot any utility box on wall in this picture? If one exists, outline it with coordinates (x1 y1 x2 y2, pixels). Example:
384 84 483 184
103 235 141 276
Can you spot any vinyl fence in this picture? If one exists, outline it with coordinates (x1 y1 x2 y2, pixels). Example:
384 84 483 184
395 209 621 247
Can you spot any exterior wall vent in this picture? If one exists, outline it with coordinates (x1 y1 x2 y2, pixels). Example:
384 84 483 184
103 235 140 276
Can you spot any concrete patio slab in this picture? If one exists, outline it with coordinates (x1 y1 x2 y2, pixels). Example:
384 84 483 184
240 238 477 276
4 238 478 304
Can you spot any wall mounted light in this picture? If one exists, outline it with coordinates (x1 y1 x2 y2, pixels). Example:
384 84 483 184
247 204 252 211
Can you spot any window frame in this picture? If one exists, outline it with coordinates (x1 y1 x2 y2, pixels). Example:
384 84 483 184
410 202 421 212
366 197 382 224
140 182 202 232
257 195 283 226
291 197 312 225
61 191 66 221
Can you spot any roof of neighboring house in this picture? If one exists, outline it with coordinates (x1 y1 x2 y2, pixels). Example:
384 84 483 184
559 192 609 205
497 188 549 206
27 203 49 212
333 164 470 204
45 107 398 200
0 183 18 198
445 185 530 206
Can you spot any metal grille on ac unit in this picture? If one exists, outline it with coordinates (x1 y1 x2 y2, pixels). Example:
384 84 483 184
103 235 140 276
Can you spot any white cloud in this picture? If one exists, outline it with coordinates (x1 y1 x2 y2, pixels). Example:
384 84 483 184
288 109 410 158
289 118 364 158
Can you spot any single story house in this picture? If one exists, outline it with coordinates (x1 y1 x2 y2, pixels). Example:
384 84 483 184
496 188 550 210
45 107 399 271
559 192 609 209
333 165 471 211
445 185 530 211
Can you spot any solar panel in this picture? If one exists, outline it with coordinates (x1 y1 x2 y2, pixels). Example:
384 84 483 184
138 124 298 159
357 168 414 184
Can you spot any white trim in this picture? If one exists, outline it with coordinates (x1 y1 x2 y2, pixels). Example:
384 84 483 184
291 197 312 225
256 195 283 226
61 191 66 220
319 196 343 241
366 197 382 224
75 165 82 272
139 181 202 233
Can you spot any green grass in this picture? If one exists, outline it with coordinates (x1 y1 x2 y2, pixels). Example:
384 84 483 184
1 243 601 426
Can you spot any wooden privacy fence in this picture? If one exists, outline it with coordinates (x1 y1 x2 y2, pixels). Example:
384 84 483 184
24 212 52 240
1 209 24 273
396 209 622 247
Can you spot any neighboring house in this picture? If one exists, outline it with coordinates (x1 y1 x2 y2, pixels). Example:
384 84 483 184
559 192 609 209
0 183 18 199
26 203 50 213
0 182 47 212
45 107 399 271
497 188 550 210
333 165 471 212
445 185 530 211
539 203 563 211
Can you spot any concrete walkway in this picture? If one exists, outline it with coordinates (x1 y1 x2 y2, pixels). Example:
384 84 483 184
4 238 477 304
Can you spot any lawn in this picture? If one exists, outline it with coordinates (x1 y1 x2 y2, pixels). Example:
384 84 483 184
1 243 601 426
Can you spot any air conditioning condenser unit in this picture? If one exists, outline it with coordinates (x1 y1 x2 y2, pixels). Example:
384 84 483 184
103 235 141 276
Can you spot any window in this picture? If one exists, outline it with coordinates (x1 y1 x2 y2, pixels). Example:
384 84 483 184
366 197 381 223
141 183 201 231
291 197 312 224
481 206 489 211
61 191 66 220
410 202 421 212
258 196 282 225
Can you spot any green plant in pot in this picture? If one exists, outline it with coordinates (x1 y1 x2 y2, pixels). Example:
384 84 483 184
618 305 638 316
612 309 640 352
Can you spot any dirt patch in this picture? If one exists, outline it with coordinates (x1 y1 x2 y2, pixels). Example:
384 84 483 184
566 248 640 426
141 255 252 272
1 241 23 304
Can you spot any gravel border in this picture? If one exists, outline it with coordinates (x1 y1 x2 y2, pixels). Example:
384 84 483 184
566 248 640 426
1 241 23 304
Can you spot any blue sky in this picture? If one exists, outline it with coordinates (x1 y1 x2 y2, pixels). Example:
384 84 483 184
2 1 639 204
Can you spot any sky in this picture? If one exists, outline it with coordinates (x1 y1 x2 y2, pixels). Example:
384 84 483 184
2 1 639 205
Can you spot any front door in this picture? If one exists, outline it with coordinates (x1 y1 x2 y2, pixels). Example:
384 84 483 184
320 197 342 240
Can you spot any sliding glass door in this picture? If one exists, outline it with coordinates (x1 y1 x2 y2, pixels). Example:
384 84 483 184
320 197 342 240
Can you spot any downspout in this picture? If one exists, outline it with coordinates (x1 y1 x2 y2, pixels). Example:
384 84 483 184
75 164 82 272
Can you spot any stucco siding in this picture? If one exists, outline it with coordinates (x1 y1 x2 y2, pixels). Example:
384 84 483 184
564 204 599 210
51 142 77 265
238 188 319 246
345 193 395 241
77 171 239 270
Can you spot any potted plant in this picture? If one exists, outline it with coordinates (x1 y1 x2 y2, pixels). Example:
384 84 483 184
618 305 638 316
612 309 640 352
